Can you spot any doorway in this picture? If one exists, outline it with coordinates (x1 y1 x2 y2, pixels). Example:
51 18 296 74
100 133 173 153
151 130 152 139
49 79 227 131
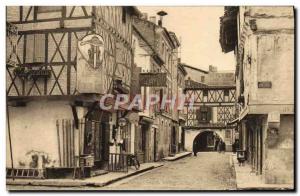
171 126 177 154
153 128 157 162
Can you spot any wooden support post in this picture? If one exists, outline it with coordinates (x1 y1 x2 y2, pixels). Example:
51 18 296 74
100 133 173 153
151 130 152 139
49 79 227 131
7 104 14 180
62 119 65 167
56 120 62 167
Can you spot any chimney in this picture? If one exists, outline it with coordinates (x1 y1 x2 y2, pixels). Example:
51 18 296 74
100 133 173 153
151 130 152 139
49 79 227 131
141 13 148 20
157 10 168 27
149 16 156 24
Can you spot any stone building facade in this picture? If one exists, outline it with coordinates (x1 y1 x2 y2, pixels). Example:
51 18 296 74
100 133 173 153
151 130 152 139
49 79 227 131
220 6 294 185
132 13 182 161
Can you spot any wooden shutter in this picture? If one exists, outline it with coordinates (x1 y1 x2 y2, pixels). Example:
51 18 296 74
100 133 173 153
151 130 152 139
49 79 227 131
25 34 34 63
207 107 212 122
33 34 45 62
25 34 45 63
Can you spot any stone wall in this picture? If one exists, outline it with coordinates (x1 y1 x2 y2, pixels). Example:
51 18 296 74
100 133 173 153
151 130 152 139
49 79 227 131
6 100 77 168
264 115 294 184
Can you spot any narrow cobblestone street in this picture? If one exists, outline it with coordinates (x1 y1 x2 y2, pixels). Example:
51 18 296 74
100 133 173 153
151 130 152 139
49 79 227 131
105 152 236 190
8 152 237 191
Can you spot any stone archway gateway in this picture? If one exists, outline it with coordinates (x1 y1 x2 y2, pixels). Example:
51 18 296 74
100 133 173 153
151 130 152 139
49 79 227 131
184 129 226 152
192 131 223 152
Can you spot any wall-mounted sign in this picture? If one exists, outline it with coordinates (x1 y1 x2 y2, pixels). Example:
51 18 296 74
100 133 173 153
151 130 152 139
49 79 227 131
77 34 106 94
267 111 280 123
258 81 272 88
139 72 167 87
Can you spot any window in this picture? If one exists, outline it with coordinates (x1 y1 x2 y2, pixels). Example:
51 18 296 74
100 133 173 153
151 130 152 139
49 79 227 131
201 76 205 83
161 42 165 56
225 130 231 139
203 89 208 96
196 106 211 123
26 34 45 63
37 6 63 13
224 89 229 96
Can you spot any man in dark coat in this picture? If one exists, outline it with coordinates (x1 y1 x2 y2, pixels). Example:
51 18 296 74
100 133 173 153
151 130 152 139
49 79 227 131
193 141 198 156
215 137 220 151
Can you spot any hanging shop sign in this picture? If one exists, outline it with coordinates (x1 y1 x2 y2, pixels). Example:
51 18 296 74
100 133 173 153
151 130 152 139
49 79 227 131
77 34 106 94
139 72 167 87
258 81 272 88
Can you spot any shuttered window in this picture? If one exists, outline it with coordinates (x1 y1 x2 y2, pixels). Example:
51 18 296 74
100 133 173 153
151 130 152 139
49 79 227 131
25 34 45 63
196 106 212 123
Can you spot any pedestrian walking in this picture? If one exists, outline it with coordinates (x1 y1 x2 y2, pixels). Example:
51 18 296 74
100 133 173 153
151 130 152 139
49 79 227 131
222 142 226 153
217 141 222 153
214 137 220 151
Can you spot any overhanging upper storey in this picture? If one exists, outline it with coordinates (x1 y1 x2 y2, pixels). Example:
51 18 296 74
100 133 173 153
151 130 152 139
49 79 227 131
219 6 238 53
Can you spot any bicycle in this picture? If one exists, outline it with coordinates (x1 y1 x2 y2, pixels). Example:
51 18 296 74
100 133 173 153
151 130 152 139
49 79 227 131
127 154 140 170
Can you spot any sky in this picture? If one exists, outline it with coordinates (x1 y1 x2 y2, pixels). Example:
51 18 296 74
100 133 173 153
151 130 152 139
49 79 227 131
138 6 235 71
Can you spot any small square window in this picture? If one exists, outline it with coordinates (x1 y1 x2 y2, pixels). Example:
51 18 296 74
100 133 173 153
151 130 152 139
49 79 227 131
224 89 229 96
201 76 205 82
203 89 208 96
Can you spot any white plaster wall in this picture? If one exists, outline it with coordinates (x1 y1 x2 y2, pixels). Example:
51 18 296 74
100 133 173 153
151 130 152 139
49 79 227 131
6 100 74 168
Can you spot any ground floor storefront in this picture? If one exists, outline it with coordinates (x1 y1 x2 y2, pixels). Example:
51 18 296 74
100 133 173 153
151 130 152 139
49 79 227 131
7 152 236 190
134 114 184 163
238 113 294 185
6 98 138 179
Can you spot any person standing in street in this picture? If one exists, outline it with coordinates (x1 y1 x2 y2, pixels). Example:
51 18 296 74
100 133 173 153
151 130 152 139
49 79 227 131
193 140 198 156
215 136 220 151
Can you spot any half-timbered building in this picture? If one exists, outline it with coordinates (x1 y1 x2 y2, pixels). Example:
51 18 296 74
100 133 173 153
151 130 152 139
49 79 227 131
182 64 237 153
6 6 140 178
